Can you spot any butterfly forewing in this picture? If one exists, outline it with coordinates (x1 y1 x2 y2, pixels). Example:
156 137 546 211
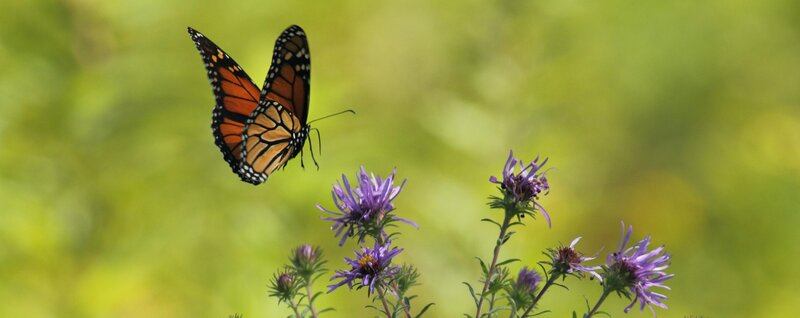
260 25 311 123
188 27 261 181
236 25 312 185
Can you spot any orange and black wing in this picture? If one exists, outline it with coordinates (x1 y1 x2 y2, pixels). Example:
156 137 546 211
239 101 303 184
188 27 261 181
260 25 311 124
237 25 312 185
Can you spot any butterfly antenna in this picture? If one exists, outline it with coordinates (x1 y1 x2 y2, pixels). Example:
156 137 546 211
307 109 356 124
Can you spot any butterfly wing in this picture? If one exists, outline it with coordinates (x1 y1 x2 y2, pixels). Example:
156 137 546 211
260 25 311 124
188 27 261 182
238 25 312 184
239 101 303 184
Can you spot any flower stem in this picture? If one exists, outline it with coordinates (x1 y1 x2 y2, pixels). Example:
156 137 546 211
584 288 612 318
390 282 413 318
520 272 560 318
288 297 303 318
475 213 513 318
487 293 496 318
377 287 394 318
305 282 319 318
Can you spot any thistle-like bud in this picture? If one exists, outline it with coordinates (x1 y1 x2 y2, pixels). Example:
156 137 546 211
268 269 300 304
291 244 324 281
506 267 541 310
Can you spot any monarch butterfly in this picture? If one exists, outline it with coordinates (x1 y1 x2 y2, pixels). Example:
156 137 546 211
188 25 313 185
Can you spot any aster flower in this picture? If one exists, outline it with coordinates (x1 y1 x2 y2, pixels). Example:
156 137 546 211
290 244 325 281
603 222 674 315
318 167 417 246
545 237 602 280
514 267 542 294
328 241 403 295
489 150 551 226
506 267 542 310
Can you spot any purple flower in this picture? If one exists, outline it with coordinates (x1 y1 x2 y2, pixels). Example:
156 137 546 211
605 222 674 315
278 272 295 289
489 150 551 227
294 244 318 264
514 267 542 295
328 241 403 295
505 267 542 310
291 244 324 280
317 167 417 246
549 237 602 280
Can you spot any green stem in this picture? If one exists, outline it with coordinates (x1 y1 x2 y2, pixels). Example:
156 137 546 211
520 272 560 318
288 297 303 318
475 213 513 318
390 282 413 318
375 228 409 317
306 282 319 318
487 293 496 318
584 288 612 318
377 287 394 318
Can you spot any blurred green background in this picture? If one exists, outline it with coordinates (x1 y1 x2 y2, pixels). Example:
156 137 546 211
1 0 798 317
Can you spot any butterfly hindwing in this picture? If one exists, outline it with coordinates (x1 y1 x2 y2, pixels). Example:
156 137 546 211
239 100 305 184
188 27 261 182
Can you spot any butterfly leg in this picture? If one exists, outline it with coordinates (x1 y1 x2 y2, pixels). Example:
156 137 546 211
307 136 320 171
299 148 306 170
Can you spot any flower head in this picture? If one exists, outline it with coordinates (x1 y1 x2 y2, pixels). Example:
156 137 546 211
290 244 325 280
546 237 602 280
328 241 403 295
505 267 542 310
489 150 551 226
514 267 542 295
318 167 417 246
268 269 300 304
603 222 674 315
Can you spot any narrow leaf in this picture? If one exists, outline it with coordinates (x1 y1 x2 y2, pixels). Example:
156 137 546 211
463 282 478 305
415 303 435 318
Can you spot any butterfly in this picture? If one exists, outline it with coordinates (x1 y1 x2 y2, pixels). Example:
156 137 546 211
188 25 313 185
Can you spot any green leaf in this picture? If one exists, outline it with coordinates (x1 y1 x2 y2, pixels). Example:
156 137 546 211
318 307 335 314
486 306 510 314
496 258 520 267
463 282 479 305
415 303 435 318
502 231 516 244
475 257 489 275
481 218 502 229
365 304 386 316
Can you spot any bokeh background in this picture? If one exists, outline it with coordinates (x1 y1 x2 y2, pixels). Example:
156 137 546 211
1 0 798 317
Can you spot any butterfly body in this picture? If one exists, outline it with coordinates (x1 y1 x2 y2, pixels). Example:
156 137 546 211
188 25 312 185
